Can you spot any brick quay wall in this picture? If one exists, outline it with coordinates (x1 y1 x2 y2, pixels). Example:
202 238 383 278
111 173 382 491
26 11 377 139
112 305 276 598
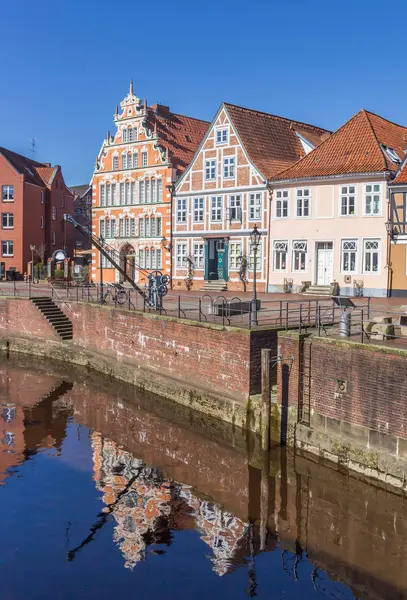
277 331 407 491
0 298 279 433
2 297 407 491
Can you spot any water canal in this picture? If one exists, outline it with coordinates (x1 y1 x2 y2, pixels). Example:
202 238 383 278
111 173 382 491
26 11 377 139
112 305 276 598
0 354 406 600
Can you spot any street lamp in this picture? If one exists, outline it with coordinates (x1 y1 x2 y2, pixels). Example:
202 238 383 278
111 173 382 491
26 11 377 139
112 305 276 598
250 225 261 327
29 244 36 284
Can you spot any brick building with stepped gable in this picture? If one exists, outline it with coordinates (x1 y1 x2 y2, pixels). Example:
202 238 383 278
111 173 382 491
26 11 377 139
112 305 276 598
90 82 208 285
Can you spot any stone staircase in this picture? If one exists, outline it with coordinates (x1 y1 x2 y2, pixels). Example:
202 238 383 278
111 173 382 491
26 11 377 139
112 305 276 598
200 280 228 293
302 284 334 297
31 297 73 341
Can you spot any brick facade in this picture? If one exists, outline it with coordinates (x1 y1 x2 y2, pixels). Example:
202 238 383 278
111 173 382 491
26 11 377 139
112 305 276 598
91 83 208 285
278 332 407 439
0 148 74 278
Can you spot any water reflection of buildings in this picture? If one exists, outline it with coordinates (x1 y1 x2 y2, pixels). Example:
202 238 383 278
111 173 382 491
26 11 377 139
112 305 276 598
0 366 72 483
91 432 251 574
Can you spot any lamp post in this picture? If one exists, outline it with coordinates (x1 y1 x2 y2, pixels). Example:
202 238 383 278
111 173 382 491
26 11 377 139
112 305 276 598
29 244 36 284
250 225 261 327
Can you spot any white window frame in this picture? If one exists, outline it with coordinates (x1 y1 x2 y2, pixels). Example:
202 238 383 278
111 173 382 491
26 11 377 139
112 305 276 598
2 185 14 202
229 195 242 222
205 159 216 181
122 154 127 170
275 190 289 219
216 128 228 145
122 128 128 143
292 240 308 272
100 184 106 206
229 242 241 270
363 183 382 217
177 198 187 223
176 243 187 268
52 206 57 221
142 152 148 167
52 231 56 246
211 196 222 222
193 197 204 223
340 185 357 217
193 243 204 268
295 189 311 218
273 240 288 271
363 239 381 274
113 156 119 170
223 157 235 179
341 239 358 274
1 240 13 256
249 242 262 270
249 193 262 221
1 213 14 229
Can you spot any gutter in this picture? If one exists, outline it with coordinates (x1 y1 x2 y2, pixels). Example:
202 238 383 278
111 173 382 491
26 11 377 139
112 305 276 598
269 170 393 186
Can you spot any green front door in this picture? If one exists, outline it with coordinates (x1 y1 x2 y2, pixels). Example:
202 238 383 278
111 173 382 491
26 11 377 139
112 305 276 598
216 240 228 281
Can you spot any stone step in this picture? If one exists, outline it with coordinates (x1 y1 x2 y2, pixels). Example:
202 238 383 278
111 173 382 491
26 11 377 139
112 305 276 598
31 297 73 342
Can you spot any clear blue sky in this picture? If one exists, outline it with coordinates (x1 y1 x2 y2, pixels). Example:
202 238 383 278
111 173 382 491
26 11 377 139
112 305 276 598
1 0 406 186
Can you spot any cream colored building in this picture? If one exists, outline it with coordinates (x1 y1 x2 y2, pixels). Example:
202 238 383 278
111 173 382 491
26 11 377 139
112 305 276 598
268 110 407 297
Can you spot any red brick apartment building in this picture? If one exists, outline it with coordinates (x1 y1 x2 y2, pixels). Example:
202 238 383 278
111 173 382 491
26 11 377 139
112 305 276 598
0 147 74 278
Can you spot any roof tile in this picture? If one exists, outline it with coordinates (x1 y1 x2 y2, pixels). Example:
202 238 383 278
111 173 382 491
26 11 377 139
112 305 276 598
271 110 407 181
224 103 331 178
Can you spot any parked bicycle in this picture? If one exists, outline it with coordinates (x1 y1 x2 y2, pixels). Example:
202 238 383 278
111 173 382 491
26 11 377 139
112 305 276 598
102 283 128 305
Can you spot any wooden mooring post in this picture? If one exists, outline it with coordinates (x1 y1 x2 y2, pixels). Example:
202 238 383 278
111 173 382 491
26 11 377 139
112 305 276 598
261 348 271 451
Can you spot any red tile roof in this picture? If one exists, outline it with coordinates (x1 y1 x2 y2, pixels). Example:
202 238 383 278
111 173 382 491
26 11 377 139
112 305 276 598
0 147 48 187
146 107 209 174
271 110 407 182
35 166 57 187
392 157 407 185
224 103 331 178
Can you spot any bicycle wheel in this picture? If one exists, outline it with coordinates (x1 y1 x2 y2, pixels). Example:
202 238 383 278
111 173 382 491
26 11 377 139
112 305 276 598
116 290 127 305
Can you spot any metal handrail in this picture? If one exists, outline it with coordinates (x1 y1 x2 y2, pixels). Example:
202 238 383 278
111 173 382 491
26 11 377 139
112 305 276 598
50 283 74 314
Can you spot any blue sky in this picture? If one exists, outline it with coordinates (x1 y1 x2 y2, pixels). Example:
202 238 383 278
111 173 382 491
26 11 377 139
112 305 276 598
1 0 406 185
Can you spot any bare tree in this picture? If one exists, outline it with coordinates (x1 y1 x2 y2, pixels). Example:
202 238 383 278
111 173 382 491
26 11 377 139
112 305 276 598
35 242 47 264
238 254 249 292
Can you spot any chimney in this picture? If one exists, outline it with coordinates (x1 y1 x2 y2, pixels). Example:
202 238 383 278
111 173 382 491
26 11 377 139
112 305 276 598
151 104 170 118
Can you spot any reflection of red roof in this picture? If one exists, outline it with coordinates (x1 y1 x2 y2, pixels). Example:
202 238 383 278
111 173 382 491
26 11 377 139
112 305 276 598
146 107 209 174
272 109 407 181
224 103 331 178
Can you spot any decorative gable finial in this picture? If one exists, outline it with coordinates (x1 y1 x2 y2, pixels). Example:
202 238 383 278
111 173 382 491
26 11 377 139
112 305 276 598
144 98 147 112
153 121 157 136
115 105 119 116
130 80 133 94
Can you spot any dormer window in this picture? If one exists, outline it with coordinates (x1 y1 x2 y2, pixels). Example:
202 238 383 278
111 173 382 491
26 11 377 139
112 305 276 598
382 144 401 164
216 128 228 145
296 132 315 155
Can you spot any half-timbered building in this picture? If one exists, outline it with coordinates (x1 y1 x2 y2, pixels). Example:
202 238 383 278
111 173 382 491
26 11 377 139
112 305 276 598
389 158 407 295
172 103 329 292
91 83 208 284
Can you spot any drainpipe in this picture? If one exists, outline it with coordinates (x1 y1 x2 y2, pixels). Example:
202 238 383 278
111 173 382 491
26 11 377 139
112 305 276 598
265 182 273 294
386 181 394 298
167 182 174 289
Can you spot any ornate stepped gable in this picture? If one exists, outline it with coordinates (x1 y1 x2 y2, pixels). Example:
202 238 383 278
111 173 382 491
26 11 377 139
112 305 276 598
91 82 209 283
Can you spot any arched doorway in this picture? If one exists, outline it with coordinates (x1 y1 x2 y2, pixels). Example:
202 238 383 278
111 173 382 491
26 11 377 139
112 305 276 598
119 244 136 283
